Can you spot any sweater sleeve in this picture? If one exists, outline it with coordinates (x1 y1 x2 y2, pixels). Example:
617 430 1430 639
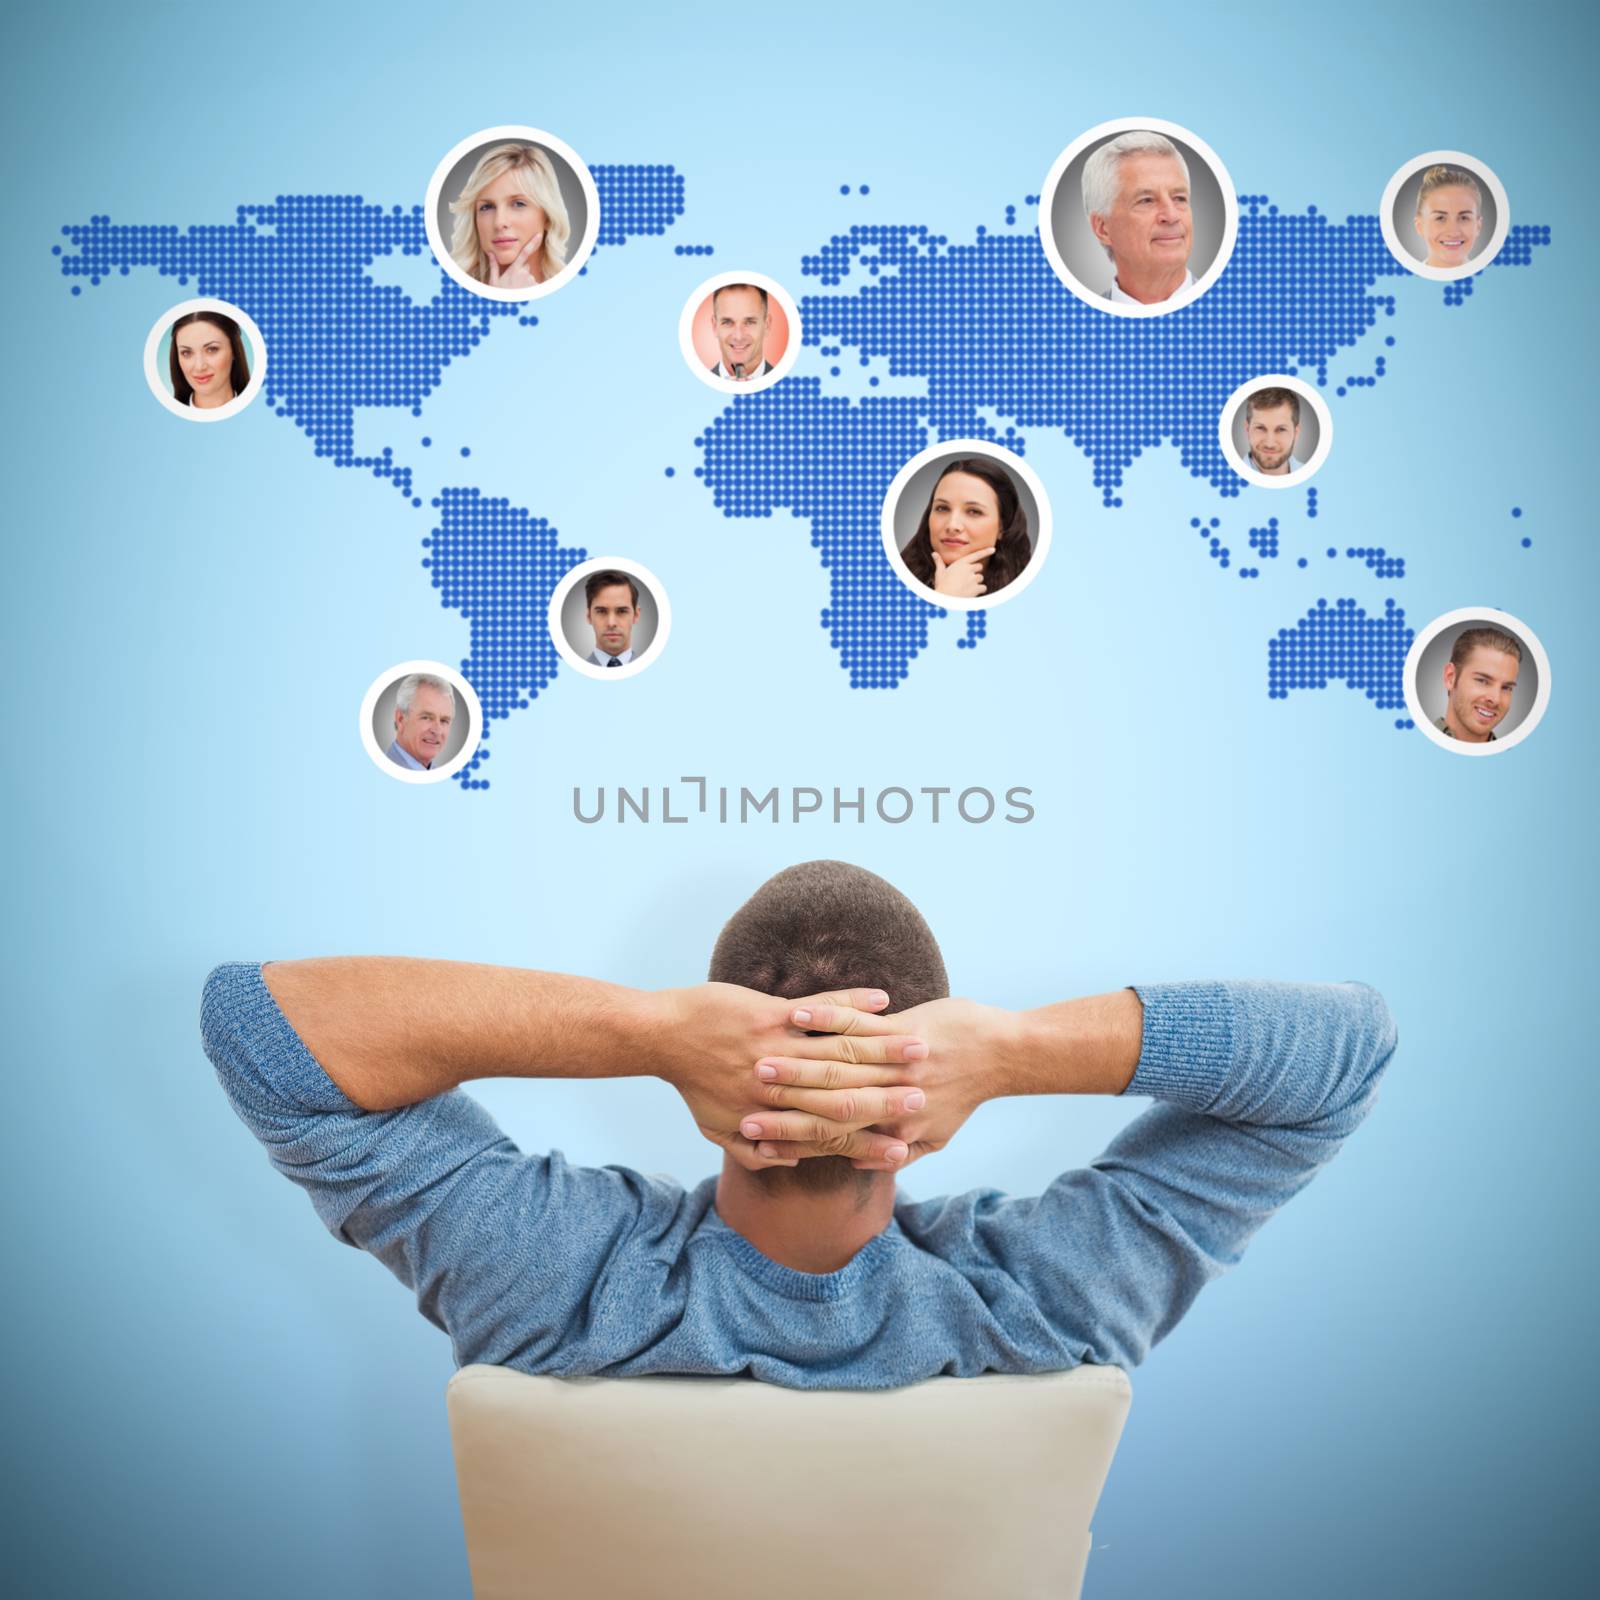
964 980 1397 1370
199 962 655 1369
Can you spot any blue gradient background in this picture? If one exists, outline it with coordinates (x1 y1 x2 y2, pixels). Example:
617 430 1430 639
5 2 1597 1596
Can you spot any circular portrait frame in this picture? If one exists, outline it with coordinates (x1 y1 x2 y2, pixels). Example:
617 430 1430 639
1403 607 1550 756
143 298 268 423
1379 150 1511 283
359 659 484 784
1038 115 1239 319
1219 373 1335 490
879 438 1053 613
424 124 601 303
548 557 673 681
678 270 802 396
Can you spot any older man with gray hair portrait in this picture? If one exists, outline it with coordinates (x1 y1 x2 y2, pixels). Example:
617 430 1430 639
386 672 457 771
1083 130 1196 307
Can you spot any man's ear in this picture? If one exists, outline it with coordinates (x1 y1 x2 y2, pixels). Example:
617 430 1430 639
1089 211 1112 250
1443 662 1457 695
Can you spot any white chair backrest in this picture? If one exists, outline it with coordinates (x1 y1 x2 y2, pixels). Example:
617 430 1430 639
447 1364 1131 1600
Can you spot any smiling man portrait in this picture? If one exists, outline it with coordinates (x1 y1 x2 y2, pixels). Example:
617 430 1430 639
386 673 457 772
1435 626 1520 742
707 283 774 381
1241 387 1307 476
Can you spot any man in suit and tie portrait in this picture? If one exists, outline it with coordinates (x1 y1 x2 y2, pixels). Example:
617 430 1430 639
585 570 642 668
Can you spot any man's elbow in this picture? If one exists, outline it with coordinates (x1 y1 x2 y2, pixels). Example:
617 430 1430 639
200 962 248 1072
199 961 320 1121
1336 982 1398 1124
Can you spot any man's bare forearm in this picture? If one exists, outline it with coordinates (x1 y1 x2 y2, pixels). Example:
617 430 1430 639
260 958 652 1111
992 989 1145 1099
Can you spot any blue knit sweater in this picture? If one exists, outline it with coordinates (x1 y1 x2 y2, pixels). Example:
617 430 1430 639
201 965 1395 1389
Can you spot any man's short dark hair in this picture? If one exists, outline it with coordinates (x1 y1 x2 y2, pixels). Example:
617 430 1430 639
711 282 769 315
585 570 639 608
709 861 948 1194
1246 386 1300 425
1449 626 1522 670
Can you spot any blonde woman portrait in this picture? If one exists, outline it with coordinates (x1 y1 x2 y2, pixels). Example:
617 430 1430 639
447 142 572 290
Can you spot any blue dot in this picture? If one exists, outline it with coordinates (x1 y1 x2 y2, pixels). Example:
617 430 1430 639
1511 506 1522 518
460 447 470 457
664 467 675 478
1521 536 1531 548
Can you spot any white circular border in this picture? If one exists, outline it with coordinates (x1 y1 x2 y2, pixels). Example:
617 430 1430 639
1038 115 1239 320
678 270 802 396
143 298 267 423
1403 607 1550 757
424 125 601 303
1379 150 1511 283
358 659 485 784
548 558 673 681
1219 373 1334 490
879 438 1054 613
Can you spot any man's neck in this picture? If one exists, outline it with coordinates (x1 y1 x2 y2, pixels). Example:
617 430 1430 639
715 1158 895 1274
1114 261 1187 305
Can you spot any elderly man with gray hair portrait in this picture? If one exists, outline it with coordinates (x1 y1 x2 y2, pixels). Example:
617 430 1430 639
1083 130 1197 307
386 672 457 771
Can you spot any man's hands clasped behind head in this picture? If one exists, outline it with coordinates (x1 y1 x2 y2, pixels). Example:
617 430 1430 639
742 996 1011 1170
652 984 1013 1174
652 983 932 1172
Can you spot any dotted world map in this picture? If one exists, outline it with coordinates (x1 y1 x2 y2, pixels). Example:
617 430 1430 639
57 167 1550 787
